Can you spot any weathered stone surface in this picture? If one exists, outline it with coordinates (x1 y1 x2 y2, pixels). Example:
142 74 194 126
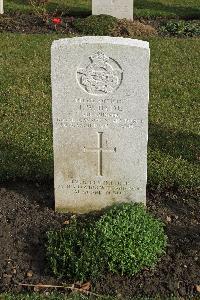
51 36 150 213
0 0 3 14
92 0 133 20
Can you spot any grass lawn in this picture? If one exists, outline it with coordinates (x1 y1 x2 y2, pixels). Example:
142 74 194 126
1 293 89 300
0 293 112 300
4 0 200 18
0 293 186 299
0 33 199 190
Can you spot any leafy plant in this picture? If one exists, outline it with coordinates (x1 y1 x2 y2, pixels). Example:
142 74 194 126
29 0 68 24
72 15 117 36
161 20 200 37
46 204 167 280
46 217 103 281
29 0 50 23
96 203 167 275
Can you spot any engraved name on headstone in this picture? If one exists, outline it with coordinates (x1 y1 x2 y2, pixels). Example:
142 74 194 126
51 36 150 213
92 0 133 20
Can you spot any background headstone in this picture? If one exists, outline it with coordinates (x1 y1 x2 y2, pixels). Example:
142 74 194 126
51 36 150 213
0 0 3 14
92 0 133 20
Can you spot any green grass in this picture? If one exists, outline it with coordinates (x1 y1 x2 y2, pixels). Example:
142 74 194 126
0 293 85 300
148 37 200 189
0 293 115 300
0 33 199 189
4 0 91 15
4 0 200 18
1 293 192 300
134 0 200 18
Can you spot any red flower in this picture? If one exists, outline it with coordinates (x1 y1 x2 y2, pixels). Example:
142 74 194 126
52 18 61 25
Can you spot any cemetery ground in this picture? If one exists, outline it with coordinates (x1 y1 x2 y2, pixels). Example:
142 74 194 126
0 1 200 300
2 0 200 18
1 0 200 34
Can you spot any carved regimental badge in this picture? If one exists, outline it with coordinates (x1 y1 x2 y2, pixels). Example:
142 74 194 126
77 51 123 96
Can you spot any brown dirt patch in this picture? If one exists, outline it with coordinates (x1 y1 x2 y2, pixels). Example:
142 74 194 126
0 12 74 33
0 182 199 298
113 19 158 37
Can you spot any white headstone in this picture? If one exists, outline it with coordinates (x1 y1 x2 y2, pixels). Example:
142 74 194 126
0 0 3 14
51 36 150 213
92 0 133 20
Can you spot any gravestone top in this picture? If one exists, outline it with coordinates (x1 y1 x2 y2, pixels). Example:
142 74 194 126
52 36 149 50
52 36 150 213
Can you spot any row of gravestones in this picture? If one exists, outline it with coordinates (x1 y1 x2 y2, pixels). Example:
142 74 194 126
0 0 134 19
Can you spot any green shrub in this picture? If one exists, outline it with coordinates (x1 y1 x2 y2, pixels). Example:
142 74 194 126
46 217 103 281
46 204 167 280
161 20 200 37
72 15 117 36
96 203 167 275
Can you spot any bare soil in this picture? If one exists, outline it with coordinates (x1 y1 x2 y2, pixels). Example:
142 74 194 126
0 12 74 33
0 12 159 35
0 182 199 299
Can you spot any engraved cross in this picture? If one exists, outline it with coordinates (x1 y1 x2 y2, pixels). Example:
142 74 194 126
83 132 116 176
